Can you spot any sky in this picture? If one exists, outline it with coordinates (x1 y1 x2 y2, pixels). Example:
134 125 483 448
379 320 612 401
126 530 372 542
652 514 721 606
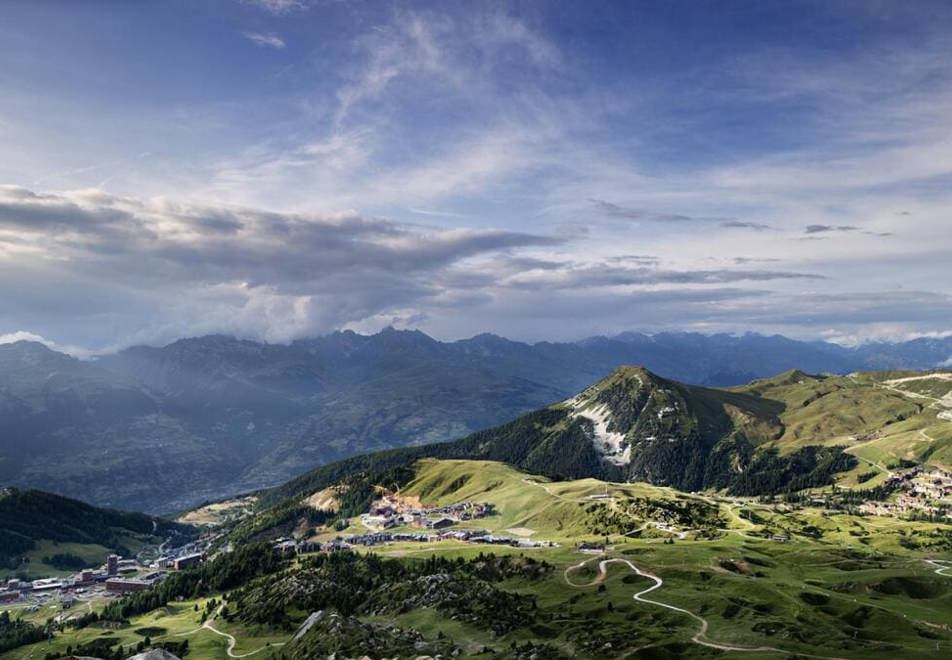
1 0 951 354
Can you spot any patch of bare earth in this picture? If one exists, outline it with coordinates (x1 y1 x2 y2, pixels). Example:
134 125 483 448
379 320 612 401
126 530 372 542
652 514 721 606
303 485 345 512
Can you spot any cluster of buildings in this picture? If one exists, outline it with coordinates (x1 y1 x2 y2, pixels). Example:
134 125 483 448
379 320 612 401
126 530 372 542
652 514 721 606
345 528 552 548
361 496 492 531
270 528 554 555
576 542 605 553
859 467 952 519
0 549 208 606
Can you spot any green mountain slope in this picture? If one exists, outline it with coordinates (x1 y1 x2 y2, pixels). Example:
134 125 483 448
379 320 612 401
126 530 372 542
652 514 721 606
0 488 195 577
16 456 952 660
5 330 952 514
247 366 950 535
259 366 952 517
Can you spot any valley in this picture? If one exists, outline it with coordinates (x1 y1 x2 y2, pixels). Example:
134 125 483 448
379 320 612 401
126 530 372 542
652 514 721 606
3 454 951 659
3 331 952 514
5 3 952 657
2 365 951 659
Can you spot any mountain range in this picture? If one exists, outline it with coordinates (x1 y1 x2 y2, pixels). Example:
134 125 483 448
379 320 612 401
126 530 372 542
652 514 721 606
255 364 951 517
1 328 951 513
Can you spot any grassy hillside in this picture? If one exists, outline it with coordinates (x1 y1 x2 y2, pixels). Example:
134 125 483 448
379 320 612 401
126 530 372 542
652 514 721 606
258 366 869 518
733 370 952 472
399 458 718 542
13 458 951 659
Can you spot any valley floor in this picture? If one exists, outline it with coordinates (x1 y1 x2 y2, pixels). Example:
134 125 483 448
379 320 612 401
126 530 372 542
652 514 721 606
4 459 952 659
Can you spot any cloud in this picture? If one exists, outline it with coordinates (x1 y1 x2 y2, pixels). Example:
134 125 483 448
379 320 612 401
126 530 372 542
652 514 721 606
332 10 558 128
804 224 894 237
240 0 309 13
732 257 781 264
804 224 859 234
243 32 286 49
592 201 773 231
591 199 726 223
0 185 559 349
0 186 560 279
3 4 952 347
940 356 952 368
720 220 774 231
501 264 824 291
0 330 92 358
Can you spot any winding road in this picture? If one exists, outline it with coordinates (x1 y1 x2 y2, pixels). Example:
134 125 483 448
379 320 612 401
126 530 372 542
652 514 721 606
565 557 846 659
177 605 287 658
925 559 952 577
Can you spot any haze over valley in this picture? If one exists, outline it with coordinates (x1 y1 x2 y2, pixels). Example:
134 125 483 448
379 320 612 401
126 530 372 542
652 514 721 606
2 329 952 513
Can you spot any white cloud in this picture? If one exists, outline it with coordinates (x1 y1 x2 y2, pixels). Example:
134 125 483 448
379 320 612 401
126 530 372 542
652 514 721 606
0 330 92 358
240 0 308 14
243 32 286 49
2 4 952 347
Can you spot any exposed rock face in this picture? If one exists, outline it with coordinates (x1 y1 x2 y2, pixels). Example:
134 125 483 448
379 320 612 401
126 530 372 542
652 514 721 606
125 650 181 660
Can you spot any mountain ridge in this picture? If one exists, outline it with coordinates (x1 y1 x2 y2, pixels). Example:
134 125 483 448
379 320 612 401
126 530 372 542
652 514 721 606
253 363 951 524
2 329 951 513
0 486 195 578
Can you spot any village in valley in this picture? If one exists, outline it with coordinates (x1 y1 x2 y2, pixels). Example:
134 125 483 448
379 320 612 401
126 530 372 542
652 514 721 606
859 466 952 519
0 539 209 624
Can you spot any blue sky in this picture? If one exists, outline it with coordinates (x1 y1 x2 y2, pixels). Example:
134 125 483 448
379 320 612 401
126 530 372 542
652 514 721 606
1 0 951 353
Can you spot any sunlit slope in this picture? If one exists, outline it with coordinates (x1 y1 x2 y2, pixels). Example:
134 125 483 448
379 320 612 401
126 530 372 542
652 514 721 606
735 369 952 470
398 458 726 541
260 367 952 526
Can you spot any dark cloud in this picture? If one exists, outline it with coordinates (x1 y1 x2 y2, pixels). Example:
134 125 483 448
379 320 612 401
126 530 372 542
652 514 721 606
720 220 774 231
0 186 561 291
0 186 560 347
803 224 893 238
804 224 860 234
0 185 933 350
605 254 660 266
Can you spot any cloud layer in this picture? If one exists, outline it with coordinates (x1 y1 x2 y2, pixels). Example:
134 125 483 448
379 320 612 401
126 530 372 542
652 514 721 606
0 3 951 349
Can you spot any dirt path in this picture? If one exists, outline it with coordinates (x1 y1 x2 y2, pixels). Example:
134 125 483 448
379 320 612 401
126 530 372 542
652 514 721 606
876 376 952 420
926 559 952 577
521 477 591 503
177 606 287 658
919 428 937 444
565 557 845 659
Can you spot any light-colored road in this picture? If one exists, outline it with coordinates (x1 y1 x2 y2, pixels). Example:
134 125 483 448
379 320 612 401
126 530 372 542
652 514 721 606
177 605 287 658
565 557 845 659
925 559 952 577
521 477 594 503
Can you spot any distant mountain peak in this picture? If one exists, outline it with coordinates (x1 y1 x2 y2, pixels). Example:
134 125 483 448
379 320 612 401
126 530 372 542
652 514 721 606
748 368 819 388
0 339 69 357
